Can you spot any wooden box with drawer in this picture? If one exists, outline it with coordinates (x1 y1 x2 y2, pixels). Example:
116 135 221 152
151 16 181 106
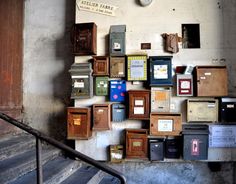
71 23 97 56
126 129 148 159
93 104 111 130
128 90 150 120
67 107 92 140
194 65 228 97
92 56 109 76
150 113 182 136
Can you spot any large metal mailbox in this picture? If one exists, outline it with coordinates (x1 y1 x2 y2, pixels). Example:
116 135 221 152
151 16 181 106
93 104 111 131
109 25 126 56
126 129 148 159
149 139 164 161
69 63 93 99
128 90 150 120
220 97 236 122
194 65 228 97
112 103 126 122
151 87 171 112
95 77 109 96
71 23 97 56
67 107 92 140
150 113 182 136
110 80 126 102
149 56 173 86
176 74 193 96
127 55 147 81
187 98 219 122
110 56 126 78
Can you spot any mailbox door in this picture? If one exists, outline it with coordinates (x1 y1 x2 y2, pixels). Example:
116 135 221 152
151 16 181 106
95 77 108 96
72 23 97 56
151 87 171 112
110 80 126 102
93 56 109 76
71 76 90 98
128 90 150 120
67 107 91 139
93 104 111 130
110 32 126 56
112 103 126 122
110 56 125 78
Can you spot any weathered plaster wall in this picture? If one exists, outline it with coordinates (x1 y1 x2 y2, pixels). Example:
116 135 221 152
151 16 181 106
23 0 75 139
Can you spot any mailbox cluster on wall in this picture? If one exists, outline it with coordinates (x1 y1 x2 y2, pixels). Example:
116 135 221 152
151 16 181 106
69 63 93 99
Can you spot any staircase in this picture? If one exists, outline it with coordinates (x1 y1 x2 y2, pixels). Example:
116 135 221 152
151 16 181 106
0 133 120 184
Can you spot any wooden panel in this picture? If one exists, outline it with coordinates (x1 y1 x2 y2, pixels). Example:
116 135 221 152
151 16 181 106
92 56 109 76
0 0 23 136
93 104 111 130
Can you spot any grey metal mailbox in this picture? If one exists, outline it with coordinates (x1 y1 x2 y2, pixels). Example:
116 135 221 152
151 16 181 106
69 63 93 99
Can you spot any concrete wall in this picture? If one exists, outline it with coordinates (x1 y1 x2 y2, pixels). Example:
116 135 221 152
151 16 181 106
23 0 75 139
22 0 236 183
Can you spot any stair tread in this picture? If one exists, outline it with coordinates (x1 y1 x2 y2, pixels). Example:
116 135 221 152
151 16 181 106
99 175 120 184
61 165 99 184
10 156 81 184
0 148 59 183
0 133 33 147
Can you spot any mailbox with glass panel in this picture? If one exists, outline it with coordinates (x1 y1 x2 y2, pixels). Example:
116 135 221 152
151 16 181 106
69 63 93 99
151 87 171 112
112 103 126 122
110 56 126 78
67 107 92 140
95 77 109 96
127 55 147 81
149 56 173 86
109 25 126 56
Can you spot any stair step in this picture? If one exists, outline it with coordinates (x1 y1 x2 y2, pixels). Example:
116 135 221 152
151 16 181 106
0 148 60 184
9 156 82 184
61 165 100 184
0 133 35 161
99 174 120 184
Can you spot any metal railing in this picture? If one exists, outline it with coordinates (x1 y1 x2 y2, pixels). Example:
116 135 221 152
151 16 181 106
0 112 126 184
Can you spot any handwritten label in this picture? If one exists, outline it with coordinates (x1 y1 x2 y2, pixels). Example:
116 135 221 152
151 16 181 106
77 0 118 17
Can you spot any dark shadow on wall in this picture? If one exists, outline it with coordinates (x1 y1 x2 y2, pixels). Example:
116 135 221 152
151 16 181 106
49 0 75 141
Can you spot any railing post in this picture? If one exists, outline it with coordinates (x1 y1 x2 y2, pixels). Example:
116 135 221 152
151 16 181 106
36 138 43 184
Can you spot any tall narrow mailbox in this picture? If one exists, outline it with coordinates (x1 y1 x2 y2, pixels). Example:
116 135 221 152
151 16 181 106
71 23 97 56
112 103 126 122
110 80 126 102
67 107 92 140
126 129 148 159
151 87 171 112
220 97 236 122
69 63 93 99
93 104 111 131
194 65 228 97
149 56 173 86
109 25 126 56
95 77 109 96
128 90 150 120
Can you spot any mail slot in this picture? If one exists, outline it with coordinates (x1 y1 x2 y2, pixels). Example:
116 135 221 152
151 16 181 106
220 97 236 122
112 103 126 122
150 113 182 136
151 87 171 112
93 104 111 131
109 25 126 56
67 107 92 140
128 90 150 120
110 56 125 78
149 56 173 86
194 65 228 97
71 22 97 56
69 63 93 99
187 98 218 122
126 129 148 159
110 80 126 102
95 77 109 96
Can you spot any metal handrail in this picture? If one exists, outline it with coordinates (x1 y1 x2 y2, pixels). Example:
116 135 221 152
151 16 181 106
0 112 126 184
